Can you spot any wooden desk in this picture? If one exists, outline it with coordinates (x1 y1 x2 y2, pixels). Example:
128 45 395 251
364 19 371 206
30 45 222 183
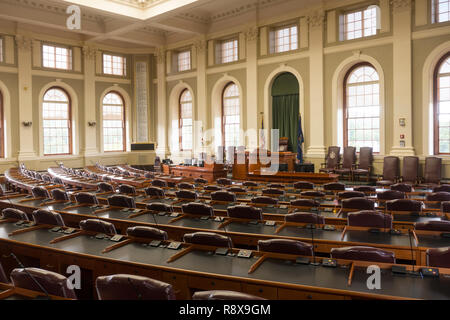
247 170 339 184
170 164 227 182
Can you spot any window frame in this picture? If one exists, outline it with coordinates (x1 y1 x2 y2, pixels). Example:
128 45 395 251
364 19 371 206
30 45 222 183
433 52 450 155
0 37 3 63
217 37 239 65
102 53 127 77
343 62 381 153
0 90 3 158
179 88 193 152
41 43 73 71
271 23 299 54
177 49 192 72
221 82 241 148
342 6 378 41
433 0 450 24
102 91 127 153
42 86 73 156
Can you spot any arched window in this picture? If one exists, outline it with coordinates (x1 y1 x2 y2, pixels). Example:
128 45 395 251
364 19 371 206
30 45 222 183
222 82 240 148
0 91 3 158
42 87 72 155
179 89 193 151
434 53 450 154
344 63 380 153
103 92 126 152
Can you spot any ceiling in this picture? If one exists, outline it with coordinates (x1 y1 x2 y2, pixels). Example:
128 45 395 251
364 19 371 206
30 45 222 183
0 0 328 50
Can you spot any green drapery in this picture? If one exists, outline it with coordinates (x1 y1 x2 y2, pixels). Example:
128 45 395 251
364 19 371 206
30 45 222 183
272 94 299 152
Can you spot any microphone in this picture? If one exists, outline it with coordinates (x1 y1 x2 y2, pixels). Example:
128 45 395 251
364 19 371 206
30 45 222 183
9 253 51 300
127 277 142 300
309 215 318 265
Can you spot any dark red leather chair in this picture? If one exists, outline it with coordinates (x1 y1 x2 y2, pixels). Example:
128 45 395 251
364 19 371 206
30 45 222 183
204 185 222 192
193 290 265 300
146 202 173 213
181 202 213 217
178 182 195 190
216 178 232 186
74 192 99 205
421 157 442 186
152 179 168 188
126 226 168 240
97 182 115 193
31 186 50 199
194 178 208 185
341 198 375 211
338 191 365 199
262 188 285 196
211 191 236 202
401 156 419 185
108 195 136 208
79 219 116 234
175 190 198 201
32 209 65 226
51 189 69 201
290 199 320 209
319 146 340 173
353 186 376 194
96 274 175 300
385 199 422 213
118 184 136 196
323 182 346 192
334 146 356 180
258 239 313 256
347 210 392 229
144 186 165 198
377 190 405 201
300 191 325 198
285 212 325 224
353 147 373 181
415 220 450 232
331 246 395 263
183 232 232 248
251 196 278 205
377 156 399 187
426 247 450 268
242 181 258 187
390 183 413 193
2 208 28 221
227 205 263 220
433 185 450 193
293 181 314 190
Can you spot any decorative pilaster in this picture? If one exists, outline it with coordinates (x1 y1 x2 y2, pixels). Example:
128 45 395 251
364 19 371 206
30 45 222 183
155 47 169 157
82 44 98 158
195 38 208 155
246 26 259 150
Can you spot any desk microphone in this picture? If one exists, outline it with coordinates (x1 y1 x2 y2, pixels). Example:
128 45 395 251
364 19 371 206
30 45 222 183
9 253 51 300
408 229 416 274
127 277 142 300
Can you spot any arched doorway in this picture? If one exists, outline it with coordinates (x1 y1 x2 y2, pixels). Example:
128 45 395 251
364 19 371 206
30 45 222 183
271 72 300 153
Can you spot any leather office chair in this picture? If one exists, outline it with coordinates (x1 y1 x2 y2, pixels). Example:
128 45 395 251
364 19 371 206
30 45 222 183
341 198 375 211
251 196 278 205
154 157 162 173
118 184 136 196
181 202 213 217
227 205 263 220
108 195 136 208
144 186 165 198
262 188 285 196
377 190 405 201
376 156 399 187
331 246 395 263
42 174 52 183
258 239 313 256
194 178 208 185
347 210 393 229
323 182 346 192
193 290 265 300
31 186 50 199
216 178 232 186
415 220 450 232
74 192 99 205
334 146 356 180
144 172 155 179
90 173 99 180
0 262 8 284
433 184 450 193
32 209 65 227
126 226 168 240
426 192 450 202
420 157 442 187
279 137 289 152
11 268 77 299
146 202 173 213
183 232 232 248
2 208 28 221
290 199 320 209
152 179 168 188
177 182 195 190
338 191 365 199
401 156 419 185
293 181 315 190
176 190 198 201
102 176 112 182
96 274 175 300
52 177 64 185
243 181 258 187
228 186 246 194
385 199 422 214
442 201 450 213
51 189 69 201
426 247 450 268
204 185 222 192
285 212 325 224
211 191 236 203
319 146 341 174
391 183 413 193
97 182 115 193
79 219 116 234
267 183 285 189
300 191 325 198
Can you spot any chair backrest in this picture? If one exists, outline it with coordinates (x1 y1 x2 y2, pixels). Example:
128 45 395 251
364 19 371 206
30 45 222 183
426 247 450 268
194 178 208 184
285 212 325 224
377 190 405 200
402 156 419 184
293 181 314 190
300 191 325 198
426 192 450 202
216 178 232 186
32 209 65 226
258 239 313 256
382 156 399 181
347 210 392 228
211 191 236 202
228 186 246 193
74 192 99 205
144 187 165 197
338 191 365 199
97 182 115 193
424 157 442 184
386 199 422 212
192 290 265 300
358 147 373 170
204 185 222 192
51 189 69 201
341 146 356 169
251 196 278 205
96 274 175 300
415 220 450 232
144 172 155 179
181 202 213 216
323 182 346 191
433 185 450 193
118 184 136 195
262 188 285 196
353 186 376 193
331 246 395 263
11 268 77 299
227 205 263 220
31 186 50 199
126 226 168 240
290 199 320 208
279 137 289 152
79 219 117 234
267 183 285 189
108 195 136 208
177 182 195 190
242 181 258 187
183 232 232 247
341 198 375 210
442 201 450 213
146 202 173 213
2 208 28 221
175 190 197 201
390 183 412 193
152 179 168 188
325 146 341 168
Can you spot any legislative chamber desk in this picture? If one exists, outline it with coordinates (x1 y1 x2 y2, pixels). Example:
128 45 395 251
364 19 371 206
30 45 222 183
0 221 449 300
169 163 227 183
1 195 449 266
0 282 70 300
246 170 339 184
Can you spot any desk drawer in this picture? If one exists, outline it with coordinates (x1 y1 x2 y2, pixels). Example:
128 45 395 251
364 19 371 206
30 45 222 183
188 275 241 292
278 288 349 300
242 283 277 299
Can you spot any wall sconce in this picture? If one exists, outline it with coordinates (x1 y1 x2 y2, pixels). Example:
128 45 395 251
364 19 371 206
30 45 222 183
88 121 97 127
22 121 32 127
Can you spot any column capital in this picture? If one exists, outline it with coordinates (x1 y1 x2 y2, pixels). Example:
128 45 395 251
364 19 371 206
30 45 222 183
308 10 325 28
391 0 412 11
155 47 166 64
82 45 98 60
15 35 33 51
194 39 207 54
244 26 259 42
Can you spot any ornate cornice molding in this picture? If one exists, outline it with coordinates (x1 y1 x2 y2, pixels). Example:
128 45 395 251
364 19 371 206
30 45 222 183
308 10 325 28
82 46 98 60
390 0 412 10
244 26 259 42
15 35 33 51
